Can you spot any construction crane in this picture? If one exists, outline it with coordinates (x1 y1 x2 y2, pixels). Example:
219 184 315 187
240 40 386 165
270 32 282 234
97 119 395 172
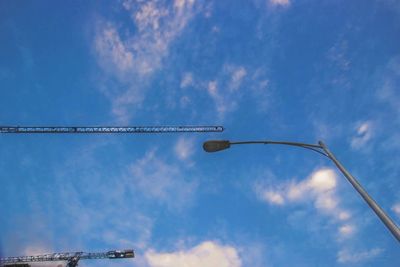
0 249 134 267
0 125 221 266
0 125 224 134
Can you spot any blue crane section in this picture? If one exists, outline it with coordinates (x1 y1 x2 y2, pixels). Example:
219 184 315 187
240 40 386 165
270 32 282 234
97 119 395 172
0 249 134 267
0 125 224 134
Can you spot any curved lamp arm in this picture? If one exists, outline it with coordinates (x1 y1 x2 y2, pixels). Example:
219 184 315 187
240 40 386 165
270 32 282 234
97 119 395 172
203 140 328 157
203 139 400 243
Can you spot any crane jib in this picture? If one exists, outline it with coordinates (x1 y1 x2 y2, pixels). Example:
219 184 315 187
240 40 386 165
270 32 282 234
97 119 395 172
0 249 134 265
0 126 224 134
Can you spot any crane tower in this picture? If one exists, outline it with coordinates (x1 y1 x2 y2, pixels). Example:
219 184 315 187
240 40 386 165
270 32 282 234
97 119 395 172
0 125 221 266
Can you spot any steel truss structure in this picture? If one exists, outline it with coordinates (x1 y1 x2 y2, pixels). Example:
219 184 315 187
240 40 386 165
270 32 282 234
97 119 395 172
0 126 224 134
0 249 134 267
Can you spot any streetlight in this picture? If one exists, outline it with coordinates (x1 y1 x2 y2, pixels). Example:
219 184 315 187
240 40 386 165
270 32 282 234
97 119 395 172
203 139 400 243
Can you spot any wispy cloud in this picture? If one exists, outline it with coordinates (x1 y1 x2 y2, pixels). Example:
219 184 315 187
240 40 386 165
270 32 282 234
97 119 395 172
94 0 198 122
180 72 194 88
260 190 285 205
249 68 271 112
204 64 270 119
205 65 248 119
337 247 383 264
145 241 242 267
207 80 237 119
95 25 134 75
14 138 202 262
255 168 354 238
350 121 374 150
269 0 290 7
41 142 158 251
128 149 198 210
228 66 247 91
3 191 56 257
377 56 400 117
253 166 393 265
392 203 400 217
338 224 355 237
327 40 350 72
174 137 195 161
311 120 345 142
54 171 154 251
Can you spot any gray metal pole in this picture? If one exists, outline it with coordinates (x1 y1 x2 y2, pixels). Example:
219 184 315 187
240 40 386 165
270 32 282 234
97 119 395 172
319 141 400 242
204 139 400 242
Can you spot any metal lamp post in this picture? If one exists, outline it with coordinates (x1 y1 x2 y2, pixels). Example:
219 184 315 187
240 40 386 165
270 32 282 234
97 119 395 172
203 139 400 243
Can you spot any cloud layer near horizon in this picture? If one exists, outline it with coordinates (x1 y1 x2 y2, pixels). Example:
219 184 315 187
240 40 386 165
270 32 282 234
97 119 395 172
145 241 242 267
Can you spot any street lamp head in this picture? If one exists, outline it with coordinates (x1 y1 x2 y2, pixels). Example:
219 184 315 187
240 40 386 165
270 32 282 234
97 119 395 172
203 140 231 152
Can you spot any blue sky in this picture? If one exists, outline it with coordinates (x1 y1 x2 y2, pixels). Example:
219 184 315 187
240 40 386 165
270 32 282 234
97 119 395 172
0 0 399 266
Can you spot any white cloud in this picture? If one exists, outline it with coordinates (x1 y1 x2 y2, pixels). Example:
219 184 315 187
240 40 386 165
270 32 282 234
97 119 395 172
208 80 218 96
314 194 338 211
327 40 350 72
312 120 344 142
94 0 197 122
145 241 242 267
308 169 339 212
229 66 247 91
337 248 383 263
351 121 374 150
95 25 133 74
249 69 270 112
338 224 355 238
291 169 341 214
392 203 400 217
180 95 191 108
377 56 400 117
54 173 154 251
124 0 196 74
262 190 285 205
101 213 153 250
286 181 307 201
205 65 250 119
256 168 353 238
338 211 351 221
174 137 195 161
174 0 195 10
269 0 290 7
5 140 158 260
177 65 269 120
133 1 168 32
284 169 340 214
207 80 236 118
47 141 160 252
180 72 194 88
308 169 337 192
129 149 197 209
